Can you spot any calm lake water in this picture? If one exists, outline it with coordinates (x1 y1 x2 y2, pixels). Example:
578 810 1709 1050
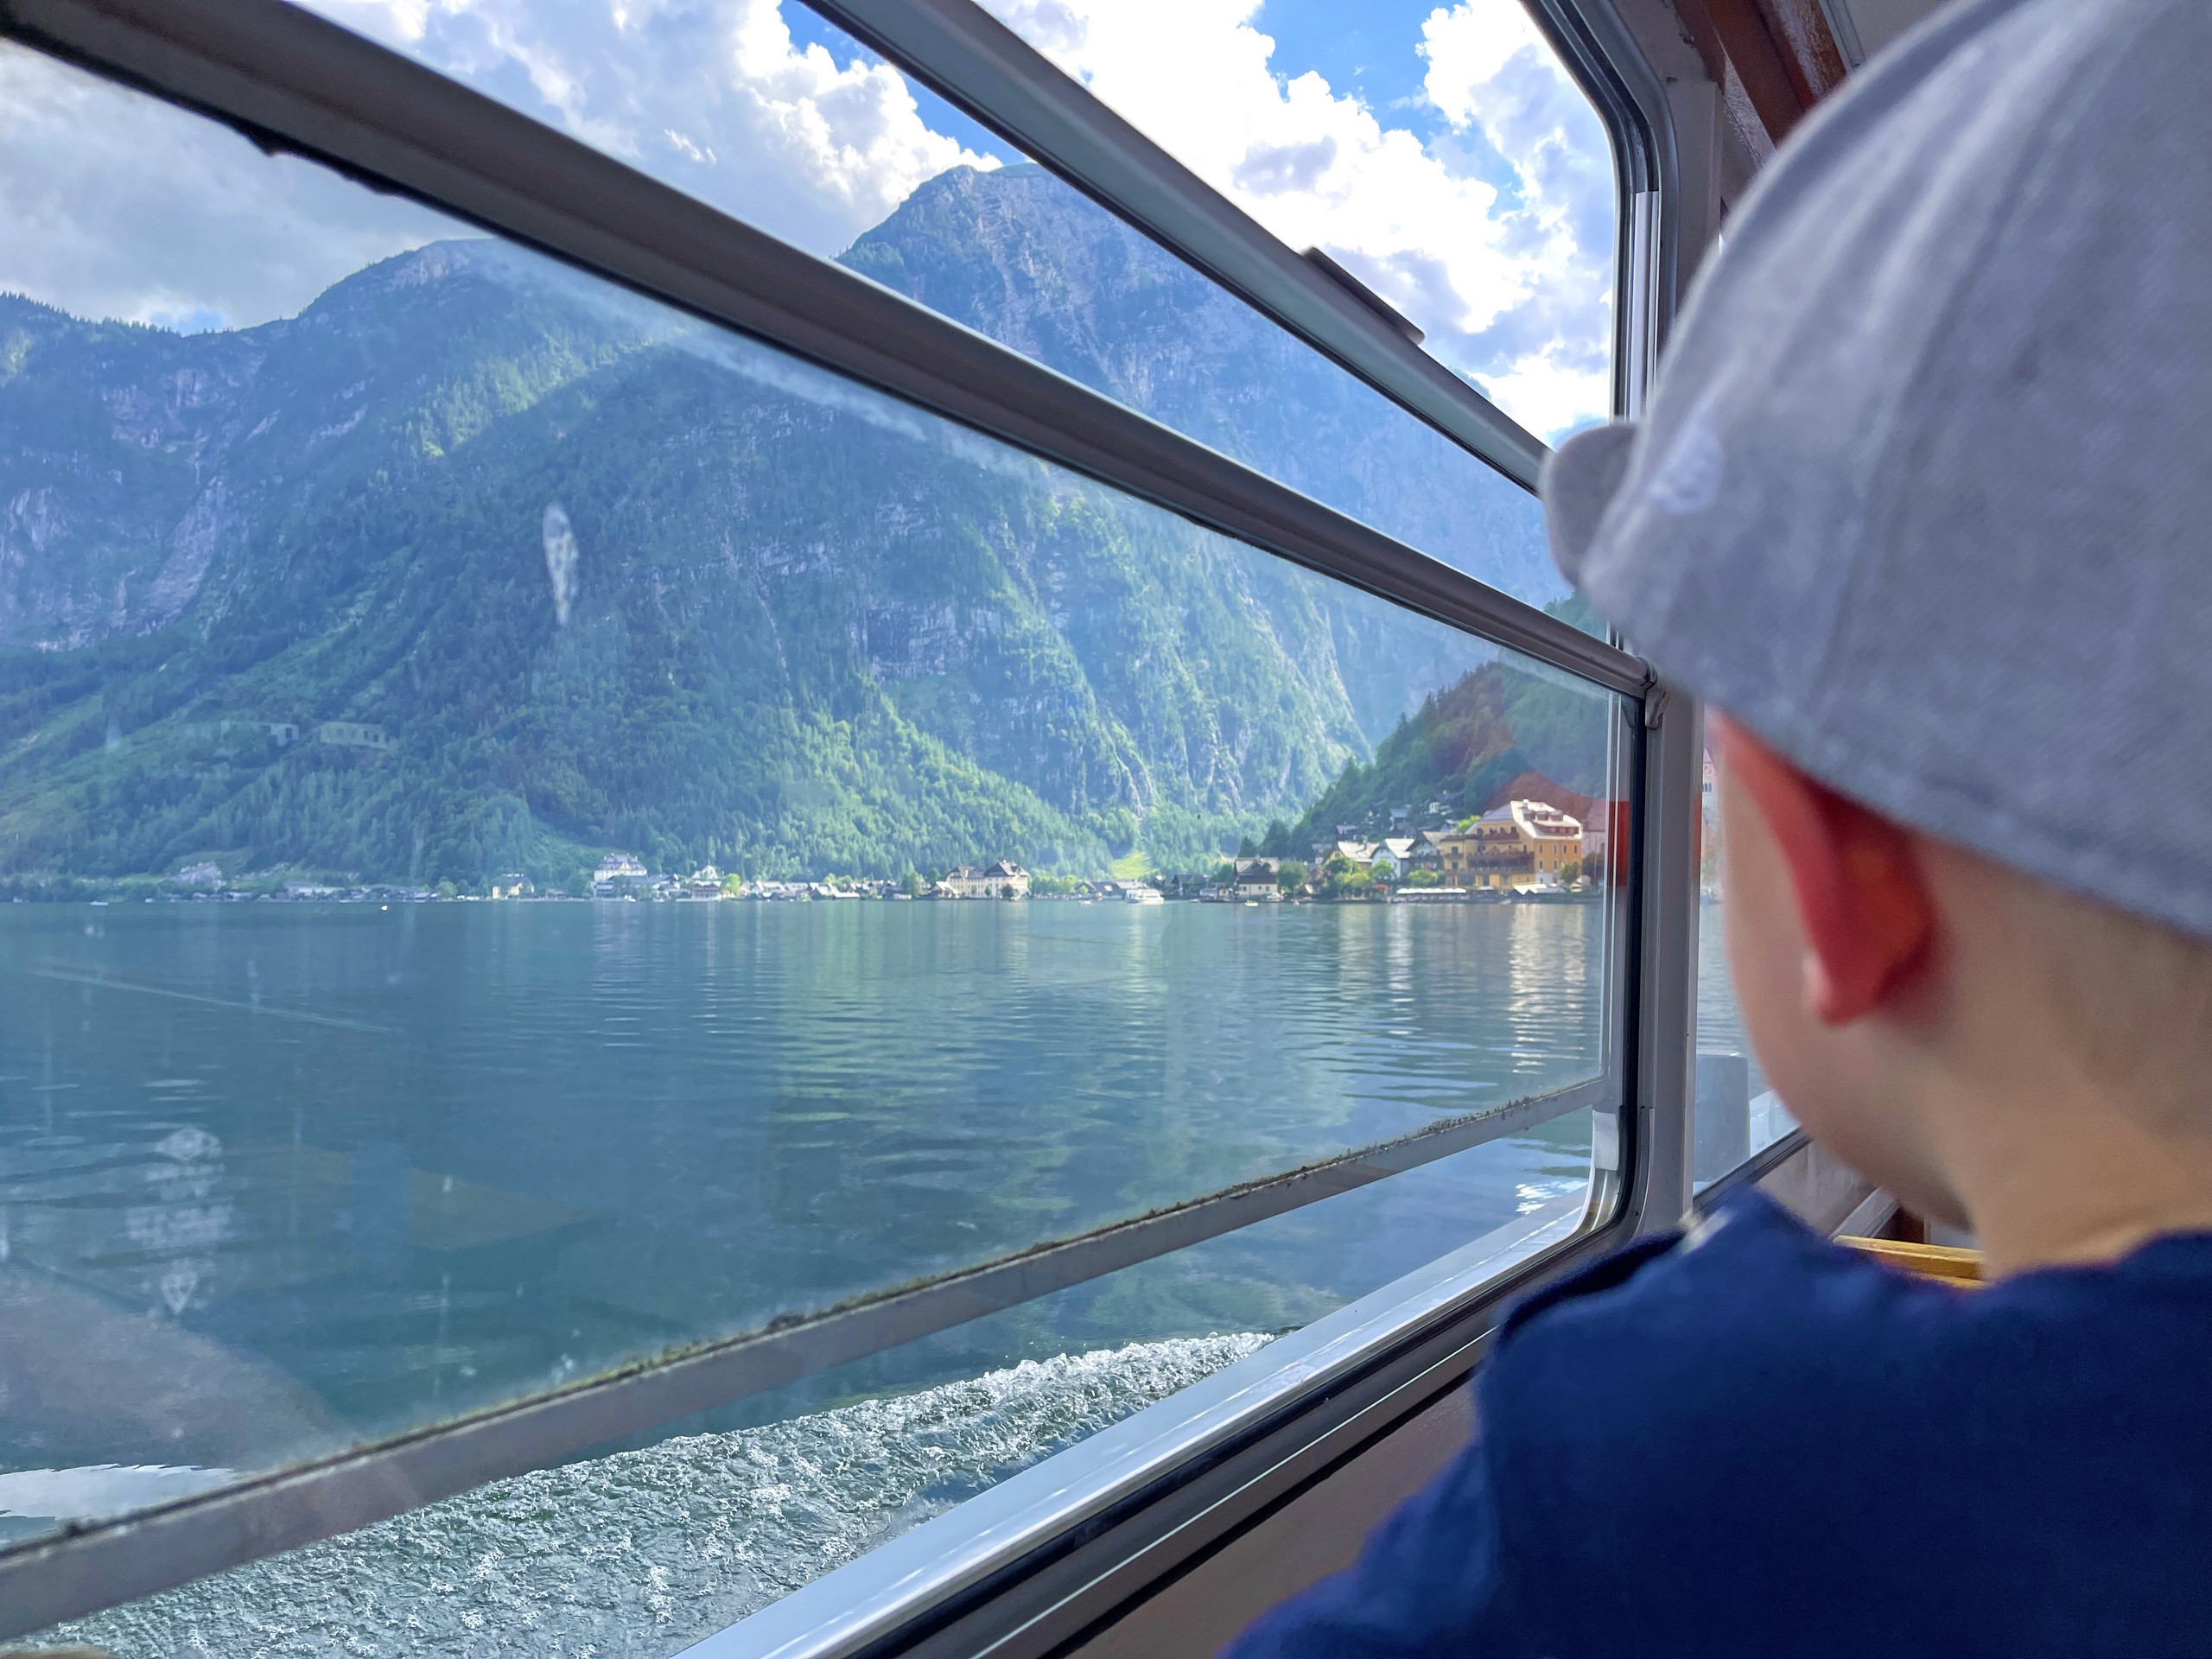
5 898 1605 1654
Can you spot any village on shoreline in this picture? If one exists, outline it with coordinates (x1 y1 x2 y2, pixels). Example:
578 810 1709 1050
6 795 1622 907
568 794 1611 904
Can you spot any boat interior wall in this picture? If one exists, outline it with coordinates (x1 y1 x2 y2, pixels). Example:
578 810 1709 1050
1837 1185 1906 1243
1741 1137 1880 1238
1609 0 1758 260
1614 0 1950 232
1830 0 1951 61
1676 0 1846 143
1067 1389 1477 1659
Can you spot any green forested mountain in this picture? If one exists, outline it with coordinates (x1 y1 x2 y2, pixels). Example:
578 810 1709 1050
0 171 1560 890
838 166 1560 647
1266 659 1618 857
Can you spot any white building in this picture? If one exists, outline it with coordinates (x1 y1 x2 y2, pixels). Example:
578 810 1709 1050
1316 840 1378 867
1234 859 1281 898
593 853 649 897
1367 837 1419 878
317 720 395 752
941 861 1030 899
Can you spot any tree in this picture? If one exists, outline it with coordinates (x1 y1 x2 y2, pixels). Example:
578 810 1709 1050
1407 867 1440 888
1275 860 1308 891
1315 854 1373 900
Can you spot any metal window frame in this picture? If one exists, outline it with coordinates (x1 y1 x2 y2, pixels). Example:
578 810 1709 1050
1694 1127 1814 1213
0 0 1694 1639
1541 0 1704 1239
1526 0 1684 405
1817 0 1871 67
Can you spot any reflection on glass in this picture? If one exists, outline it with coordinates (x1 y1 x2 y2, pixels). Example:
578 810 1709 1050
1694 739 1795 1188
273 2 1579 605
0 39 1623 1639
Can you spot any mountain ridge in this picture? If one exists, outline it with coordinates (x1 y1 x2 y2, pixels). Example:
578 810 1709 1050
0 174 1565 890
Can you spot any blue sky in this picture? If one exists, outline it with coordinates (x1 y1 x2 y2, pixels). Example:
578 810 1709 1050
779 0 1475 160
1260 0 1466 126
0 0 1617 435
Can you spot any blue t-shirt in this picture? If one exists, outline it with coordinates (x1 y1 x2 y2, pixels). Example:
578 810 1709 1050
1226 1190 2212 1658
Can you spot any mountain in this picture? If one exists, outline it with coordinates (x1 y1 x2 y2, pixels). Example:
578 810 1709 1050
0 169 1560 890
842 166 1560 650
1265 658 1617 856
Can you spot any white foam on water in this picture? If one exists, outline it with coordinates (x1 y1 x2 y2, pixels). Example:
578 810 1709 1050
40 1333 1270 1659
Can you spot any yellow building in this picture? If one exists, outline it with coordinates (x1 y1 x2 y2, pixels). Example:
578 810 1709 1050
1435 800 1584 890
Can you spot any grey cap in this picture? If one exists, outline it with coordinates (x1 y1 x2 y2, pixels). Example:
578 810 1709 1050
1545 0 2212 941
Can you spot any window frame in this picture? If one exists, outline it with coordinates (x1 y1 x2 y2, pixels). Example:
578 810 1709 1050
0 0 1699 1642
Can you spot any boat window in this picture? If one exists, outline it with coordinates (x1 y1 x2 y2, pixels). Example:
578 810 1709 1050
1692 737 1796 1189
976 0 1619 444
0 37 1632 1648
281 0 1597 611
27 1130 1599 1655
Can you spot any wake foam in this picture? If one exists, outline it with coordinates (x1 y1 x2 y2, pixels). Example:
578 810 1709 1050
41 1333 1270 1658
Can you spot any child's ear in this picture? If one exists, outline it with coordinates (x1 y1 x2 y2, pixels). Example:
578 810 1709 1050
1712 715 1936 1024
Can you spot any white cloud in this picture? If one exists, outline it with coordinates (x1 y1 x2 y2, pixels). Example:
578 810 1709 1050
1 1 1611 436
0 43 457 331
0 2 999 332
1421 0 1615 435
301 0 999 258
980 0 1615 437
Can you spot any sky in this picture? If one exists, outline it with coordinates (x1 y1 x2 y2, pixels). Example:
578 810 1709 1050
0 0 1615 437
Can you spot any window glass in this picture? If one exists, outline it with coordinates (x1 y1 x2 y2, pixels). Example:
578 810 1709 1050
26 1118 1595 1656
980 0 1619 443
0 40 1626 1640
277 0 1587 610
1693 736 1796 1189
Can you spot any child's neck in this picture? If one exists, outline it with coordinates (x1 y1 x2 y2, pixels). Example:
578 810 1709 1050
1935 1077 2212 1278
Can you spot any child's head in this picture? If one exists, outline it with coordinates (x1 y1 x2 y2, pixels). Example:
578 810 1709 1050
1709 711 2212 1243
1539 0 2212 1261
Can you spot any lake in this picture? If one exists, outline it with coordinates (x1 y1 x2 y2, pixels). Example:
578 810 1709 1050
4 897 1607 1654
